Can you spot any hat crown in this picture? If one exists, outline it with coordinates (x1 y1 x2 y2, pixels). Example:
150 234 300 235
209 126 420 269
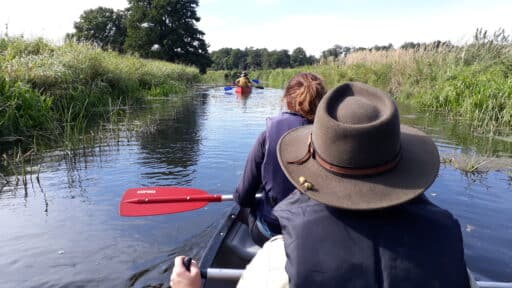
336 96 380 124
313 82 401 169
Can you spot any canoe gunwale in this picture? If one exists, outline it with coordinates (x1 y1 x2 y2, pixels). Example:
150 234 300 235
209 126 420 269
200 205 242 288
200 205 240 269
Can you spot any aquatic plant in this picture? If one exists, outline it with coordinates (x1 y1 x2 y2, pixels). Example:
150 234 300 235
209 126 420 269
0 76 55 140
440 152 512 174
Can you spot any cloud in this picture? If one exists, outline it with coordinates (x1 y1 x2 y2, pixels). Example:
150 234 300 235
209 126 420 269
198 0 217 5
253 0 282 6
1 0 128 41
201 2 512 56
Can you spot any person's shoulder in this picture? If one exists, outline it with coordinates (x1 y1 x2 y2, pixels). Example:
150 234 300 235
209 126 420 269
268 112 305 122
274 191 316 213
405 195 461 225
409 195 451 213
265 114 284 126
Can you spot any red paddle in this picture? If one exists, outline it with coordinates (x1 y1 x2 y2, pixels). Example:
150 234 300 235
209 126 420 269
119 186 233 217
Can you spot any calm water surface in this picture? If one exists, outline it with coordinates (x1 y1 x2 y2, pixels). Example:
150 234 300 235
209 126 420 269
0 86 511 287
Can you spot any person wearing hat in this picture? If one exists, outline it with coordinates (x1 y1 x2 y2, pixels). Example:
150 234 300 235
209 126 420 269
235 71 252 88
234 73 326 246
169 82 470 288
272 82 470 287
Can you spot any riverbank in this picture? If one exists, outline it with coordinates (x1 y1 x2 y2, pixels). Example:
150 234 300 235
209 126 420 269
0 37 201 154
205 34 512 135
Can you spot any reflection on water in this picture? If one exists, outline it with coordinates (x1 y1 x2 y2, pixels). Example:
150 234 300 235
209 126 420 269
0 86 511 287
137 94 206 186
399 102 512 157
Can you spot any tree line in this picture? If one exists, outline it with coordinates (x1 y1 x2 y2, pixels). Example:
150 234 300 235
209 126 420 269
208 41 454 71
209 47 316 70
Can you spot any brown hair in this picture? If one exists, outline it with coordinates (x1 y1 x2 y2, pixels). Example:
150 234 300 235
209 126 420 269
283 73 326 121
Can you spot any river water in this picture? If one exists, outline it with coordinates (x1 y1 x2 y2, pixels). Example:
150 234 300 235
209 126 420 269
0 86 511 287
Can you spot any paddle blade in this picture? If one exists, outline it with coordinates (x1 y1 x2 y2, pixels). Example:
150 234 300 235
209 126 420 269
251 79 260 84
224 86 234 91
120 187 210 217
254 85 264 89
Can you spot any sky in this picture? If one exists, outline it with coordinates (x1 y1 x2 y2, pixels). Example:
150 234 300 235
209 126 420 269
1 0 511 57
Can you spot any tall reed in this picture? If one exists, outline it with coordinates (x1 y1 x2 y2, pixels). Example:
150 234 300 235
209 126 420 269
205 30 512 132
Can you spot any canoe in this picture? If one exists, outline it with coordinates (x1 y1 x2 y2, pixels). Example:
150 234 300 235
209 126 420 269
199 204 259 288
197 204 512 288
234 86 252 96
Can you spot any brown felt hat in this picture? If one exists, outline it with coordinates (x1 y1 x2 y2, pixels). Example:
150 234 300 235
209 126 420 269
277 82 439 210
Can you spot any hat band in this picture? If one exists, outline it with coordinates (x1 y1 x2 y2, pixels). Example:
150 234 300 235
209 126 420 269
287 133 401 176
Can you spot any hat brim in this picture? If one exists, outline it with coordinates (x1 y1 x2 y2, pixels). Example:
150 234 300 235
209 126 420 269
277 124 440 210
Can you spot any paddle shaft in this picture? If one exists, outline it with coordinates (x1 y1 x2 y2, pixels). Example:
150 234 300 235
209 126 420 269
477 282 512 288
124 194 232 204
184 257 243 280
201 268 243 280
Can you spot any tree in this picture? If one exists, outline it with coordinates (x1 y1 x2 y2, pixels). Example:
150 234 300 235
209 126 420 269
69 7 127 52
370 43 394 51
124 0 212 73
229 49 247 70
307 55 317 65
400 42 420 50
272 50 291 68
210 48 233 70
246 48 266 70
290 47 308 67
321 45 351 60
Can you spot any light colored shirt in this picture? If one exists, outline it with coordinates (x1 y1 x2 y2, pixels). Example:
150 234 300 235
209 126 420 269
237 235 288 288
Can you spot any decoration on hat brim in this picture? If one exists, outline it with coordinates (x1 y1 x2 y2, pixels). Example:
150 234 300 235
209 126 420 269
298 176 314 191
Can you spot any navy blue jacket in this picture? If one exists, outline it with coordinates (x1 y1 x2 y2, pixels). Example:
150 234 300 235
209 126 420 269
274 191 470 288
234 112 310 233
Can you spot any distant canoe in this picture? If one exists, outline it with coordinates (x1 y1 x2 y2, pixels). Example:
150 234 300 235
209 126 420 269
234 86 252 95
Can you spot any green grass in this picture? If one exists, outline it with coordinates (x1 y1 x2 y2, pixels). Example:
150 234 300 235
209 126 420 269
0 37 201 152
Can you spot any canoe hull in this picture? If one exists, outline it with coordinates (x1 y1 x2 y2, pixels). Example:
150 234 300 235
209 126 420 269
200 205 260 288
234 86 252 96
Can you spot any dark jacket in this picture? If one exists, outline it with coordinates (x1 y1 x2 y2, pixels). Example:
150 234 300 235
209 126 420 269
234 112 310 233
274 191 470 288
